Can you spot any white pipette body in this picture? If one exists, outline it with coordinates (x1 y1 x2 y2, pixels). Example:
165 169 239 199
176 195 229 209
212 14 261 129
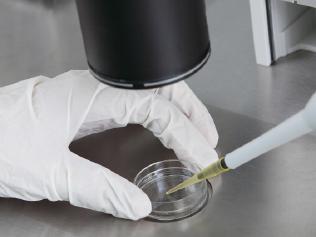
165 92 316 195
225 92 316 169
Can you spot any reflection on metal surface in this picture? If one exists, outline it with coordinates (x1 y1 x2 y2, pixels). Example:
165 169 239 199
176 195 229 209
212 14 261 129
9 0 71 9
0 0 86 87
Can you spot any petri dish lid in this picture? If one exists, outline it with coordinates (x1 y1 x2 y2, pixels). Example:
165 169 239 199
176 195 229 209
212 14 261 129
134 160 211 221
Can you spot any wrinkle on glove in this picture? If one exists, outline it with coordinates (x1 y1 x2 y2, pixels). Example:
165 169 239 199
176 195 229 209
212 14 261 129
0 70 218 220
157 82 218 148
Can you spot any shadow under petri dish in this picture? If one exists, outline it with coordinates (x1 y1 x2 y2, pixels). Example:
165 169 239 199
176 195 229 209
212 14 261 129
134 160 211 221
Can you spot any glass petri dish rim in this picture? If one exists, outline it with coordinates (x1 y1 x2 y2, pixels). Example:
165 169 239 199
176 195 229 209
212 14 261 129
137 172 208 205
133 159 209 205
135 167 189 188
134 159 198 185
151 190 210 216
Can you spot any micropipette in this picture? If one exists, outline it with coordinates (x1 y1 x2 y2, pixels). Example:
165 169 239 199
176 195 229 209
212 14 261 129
166 91 316 195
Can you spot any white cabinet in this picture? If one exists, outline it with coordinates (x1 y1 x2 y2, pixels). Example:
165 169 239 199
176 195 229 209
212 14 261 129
301 0 316 7
282 0 316 8
250 0 316 65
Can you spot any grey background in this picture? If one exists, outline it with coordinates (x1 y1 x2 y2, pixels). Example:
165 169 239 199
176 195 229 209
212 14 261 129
0 0 316 236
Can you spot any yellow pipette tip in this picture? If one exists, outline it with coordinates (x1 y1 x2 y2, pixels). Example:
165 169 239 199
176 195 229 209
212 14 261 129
166 175 199 195
166 157 229 195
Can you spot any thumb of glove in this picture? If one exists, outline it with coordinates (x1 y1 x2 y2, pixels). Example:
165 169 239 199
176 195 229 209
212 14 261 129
55 152 152 220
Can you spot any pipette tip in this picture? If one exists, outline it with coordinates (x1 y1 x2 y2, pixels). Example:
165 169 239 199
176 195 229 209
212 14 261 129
166 158 229 195
166 175 200 195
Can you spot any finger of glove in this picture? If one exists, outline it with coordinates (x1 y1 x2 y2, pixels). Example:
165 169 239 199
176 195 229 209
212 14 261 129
80 90 218 169
56 152 152 220
138 96 218 169
75 88 154 140
157 81 218 148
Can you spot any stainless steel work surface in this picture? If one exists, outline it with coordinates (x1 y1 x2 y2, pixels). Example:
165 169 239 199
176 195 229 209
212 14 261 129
1 108 316 237
1 0 316 236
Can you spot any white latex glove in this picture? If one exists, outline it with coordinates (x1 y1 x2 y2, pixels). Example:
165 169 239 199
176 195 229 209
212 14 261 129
0 70 218 220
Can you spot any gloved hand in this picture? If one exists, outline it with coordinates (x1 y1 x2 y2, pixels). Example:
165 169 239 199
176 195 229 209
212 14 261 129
0 70 218 220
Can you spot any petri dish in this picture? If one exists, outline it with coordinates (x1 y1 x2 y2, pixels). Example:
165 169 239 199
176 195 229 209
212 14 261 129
134 160 210 221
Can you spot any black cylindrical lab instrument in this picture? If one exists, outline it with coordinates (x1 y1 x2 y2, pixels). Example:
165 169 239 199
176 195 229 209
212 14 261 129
75 0 210 89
